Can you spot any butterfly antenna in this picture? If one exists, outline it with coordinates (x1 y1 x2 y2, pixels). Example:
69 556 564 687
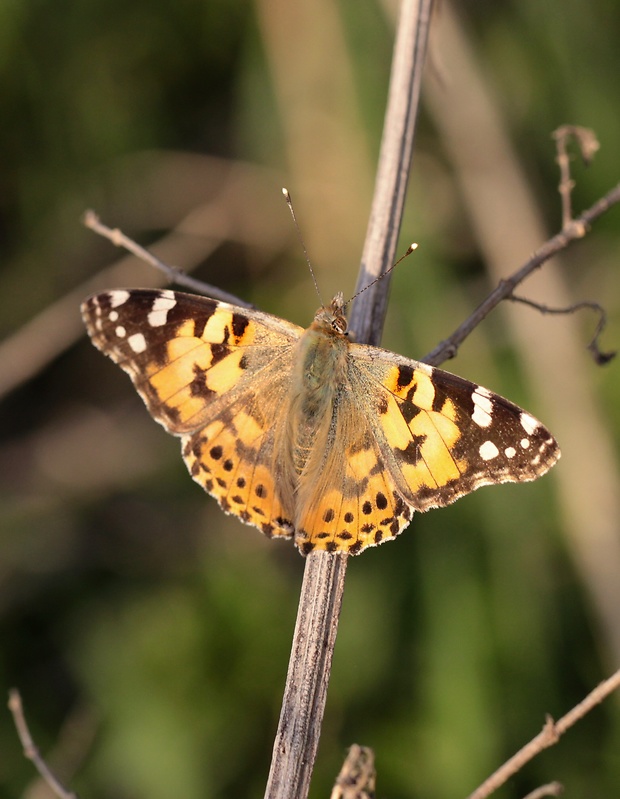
348 243 419 305
282 188 324 306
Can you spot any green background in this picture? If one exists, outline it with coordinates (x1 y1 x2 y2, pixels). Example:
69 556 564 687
1 1 619 797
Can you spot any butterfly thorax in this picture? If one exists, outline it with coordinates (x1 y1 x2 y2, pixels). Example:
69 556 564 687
282 299 351 487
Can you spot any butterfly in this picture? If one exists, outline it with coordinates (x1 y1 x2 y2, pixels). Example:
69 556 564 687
81 288 560 555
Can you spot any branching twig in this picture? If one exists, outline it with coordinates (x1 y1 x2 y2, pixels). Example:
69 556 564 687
553 125 600 228
510 294 616 365
466 668 620 799
423 181 620 367
8 689 78 799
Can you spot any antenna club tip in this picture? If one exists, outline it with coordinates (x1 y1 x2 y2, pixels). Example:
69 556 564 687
408 242 419 253
282 187 290 198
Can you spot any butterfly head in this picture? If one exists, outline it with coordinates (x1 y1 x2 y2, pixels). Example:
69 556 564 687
313 292 349 337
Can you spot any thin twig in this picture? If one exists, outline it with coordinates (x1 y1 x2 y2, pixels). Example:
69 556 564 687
553 125 599 228
510 294 616 365
466 668 620 799
83 210 253 307
263 1 434 797
8 689 78 799
423 180 620 367
521 782 564 799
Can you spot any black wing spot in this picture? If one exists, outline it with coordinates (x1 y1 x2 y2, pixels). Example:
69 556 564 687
397 365 414 387
400 400 419 425
232 313 250 339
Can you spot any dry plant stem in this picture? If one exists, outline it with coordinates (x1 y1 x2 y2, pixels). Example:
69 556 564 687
83 210 252 307
264 2 433 798
352 0 434 346
423 181 620 367
467 667 620 799
521 783 564 799
553 125 600 228
8 689 78 799
510 295 615 365
263 555 348 798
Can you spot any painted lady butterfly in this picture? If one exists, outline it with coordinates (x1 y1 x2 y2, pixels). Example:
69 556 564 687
82 289 560 555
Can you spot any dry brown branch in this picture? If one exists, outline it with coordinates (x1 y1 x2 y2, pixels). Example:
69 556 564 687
422 180 620 366
330 745 376 799
553 125 600 228
521 782 564 799
466 668 620 799
264 2 433 796
83 210 252 307
510 295 615 365
8 689 78 799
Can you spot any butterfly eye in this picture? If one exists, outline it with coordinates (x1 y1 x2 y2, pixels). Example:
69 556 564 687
332 316 347 335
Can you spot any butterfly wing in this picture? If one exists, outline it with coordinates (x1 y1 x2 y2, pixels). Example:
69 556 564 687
81 289 303 539
364 351 560 502
294 344 560 555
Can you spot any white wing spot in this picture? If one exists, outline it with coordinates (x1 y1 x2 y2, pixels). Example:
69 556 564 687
110 290 130 308
471 388 493 428
479 440 499 461
128 332 147 353
505 446 517 459
115 325 126 338
520 438 530 449
108 310 119 322
148 291 177 327
520 412 538 435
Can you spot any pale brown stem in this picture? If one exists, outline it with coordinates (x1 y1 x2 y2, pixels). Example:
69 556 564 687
521 782 564 799
423 181 620 366
466 668 620 799
263 1 434 797
83 210 252 306
552 125 600 228
8 689 78 799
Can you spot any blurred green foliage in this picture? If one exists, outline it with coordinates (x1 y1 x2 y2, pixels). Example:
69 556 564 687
1 1 619 798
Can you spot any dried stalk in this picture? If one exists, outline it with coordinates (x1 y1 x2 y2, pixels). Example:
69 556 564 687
263 1 434 797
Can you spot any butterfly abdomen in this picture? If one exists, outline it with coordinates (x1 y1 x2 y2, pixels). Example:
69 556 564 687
286 322 349 471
